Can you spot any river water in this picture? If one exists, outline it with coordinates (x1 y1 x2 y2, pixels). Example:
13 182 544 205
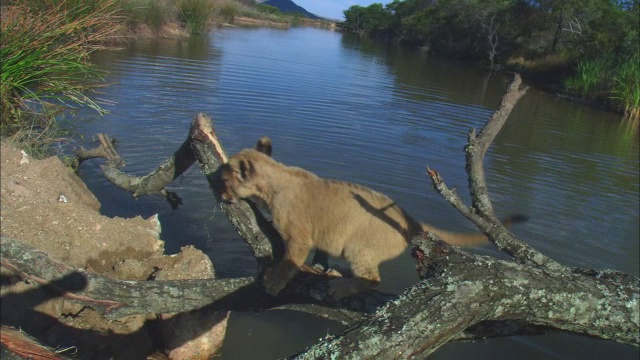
77 27 639 359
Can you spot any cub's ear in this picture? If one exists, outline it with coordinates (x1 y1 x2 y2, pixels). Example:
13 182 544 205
238 158 255 182
255 136 272 157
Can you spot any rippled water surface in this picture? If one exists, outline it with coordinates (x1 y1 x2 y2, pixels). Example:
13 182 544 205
78 27 639 359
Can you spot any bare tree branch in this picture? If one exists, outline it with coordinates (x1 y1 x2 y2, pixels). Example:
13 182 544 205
188 113 280 268
563 17 582 35
75 133 195 208
1 236 254 319
428 74 566 271
293 74 639 358
467 74 528 215
294 236 639 359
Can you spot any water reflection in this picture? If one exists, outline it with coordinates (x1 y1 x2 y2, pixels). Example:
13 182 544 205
78 27 638 359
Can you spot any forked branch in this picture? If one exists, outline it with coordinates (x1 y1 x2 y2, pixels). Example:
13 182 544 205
75 133 195 208
426 74 565 270
293 73 639 359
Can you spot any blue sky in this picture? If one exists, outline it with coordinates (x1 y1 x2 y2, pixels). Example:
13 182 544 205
293 0 390 21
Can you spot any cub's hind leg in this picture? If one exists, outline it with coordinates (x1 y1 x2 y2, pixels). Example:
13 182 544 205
328 258 381 300
311 249 330 272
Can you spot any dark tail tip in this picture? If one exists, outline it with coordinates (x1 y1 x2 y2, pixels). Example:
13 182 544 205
502 213 530 226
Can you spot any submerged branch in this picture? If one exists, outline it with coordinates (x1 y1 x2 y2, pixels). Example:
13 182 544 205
76 133 195 208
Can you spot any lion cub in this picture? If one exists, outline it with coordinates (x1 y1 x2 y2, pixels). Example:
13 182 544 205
219 139 526 299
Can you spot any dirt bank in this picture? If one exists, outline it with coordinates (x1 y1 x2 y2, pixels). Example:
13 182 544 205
0 142 222 359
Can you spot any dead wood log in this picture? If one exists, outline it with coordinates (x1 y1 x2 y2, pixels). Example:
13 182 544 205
188 113 280 267
0 236 254 319
75 133 195 208
292 74 639 358
294 235 639 359
0 235 391 323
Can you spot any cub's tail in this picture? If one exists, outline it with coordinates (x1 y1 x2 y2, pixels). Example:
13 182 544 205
419 214 529 247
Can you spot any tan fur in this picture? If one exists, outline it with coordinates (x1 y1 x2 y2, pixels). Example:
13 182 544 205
219 147 523 299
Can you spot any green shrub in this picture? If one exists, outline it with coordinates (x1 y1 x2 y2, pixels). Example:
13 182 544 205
0 0 120 143
219 3 238 22
611 51 640 119
256 4 280 15
121 0 173 30
565 50 639 120
177 0 213 35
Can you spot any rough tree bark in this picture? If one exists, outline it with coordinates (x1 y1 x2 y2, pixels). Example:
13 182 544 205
0 234 390 323
76 133 195 208
293 234 638 359
1 75 638 358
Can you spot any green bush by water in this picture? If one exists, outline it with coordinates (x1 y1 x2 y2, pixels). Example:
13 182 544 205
177 0 214 35
611 51 640 119
0 0 120 149
566 50 639 120
121 0 173 31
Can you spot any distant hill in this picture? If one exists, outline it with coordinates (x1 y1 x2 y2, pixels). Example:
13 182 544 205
260 0 320 20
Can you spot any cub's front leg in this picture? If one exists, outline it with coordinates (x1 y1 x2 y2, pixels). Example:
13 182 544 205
262 259 298 296
262 237 312 296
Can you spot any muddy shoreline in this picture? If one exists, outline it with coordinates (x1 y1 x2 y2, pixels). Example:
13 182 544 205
0 142 224 359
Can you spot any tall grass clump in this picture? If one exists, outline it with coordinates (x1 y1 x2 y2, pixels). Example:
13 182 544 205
218 2 238 23
0 0 121 150
177 0 214 35
121 0 173 31
610 51 640 120
22 0 116 21
565 50 640 120
564 56 614 97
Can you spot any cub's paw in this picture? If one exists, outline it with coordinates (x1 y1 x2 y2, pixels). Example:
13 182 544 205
261 266 288 296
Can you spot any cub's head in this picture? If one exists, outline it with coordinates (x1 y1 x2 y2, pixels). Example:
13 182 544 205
219 137 273 203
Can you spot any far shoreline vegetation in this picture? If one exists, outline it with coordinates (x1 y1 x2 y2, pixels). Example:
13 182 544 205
1 0 637 157
342 0 639 121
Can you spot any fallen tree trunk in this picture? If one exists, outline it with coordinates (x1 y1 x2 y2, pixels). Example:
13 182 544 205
294 235 639 359
0 235 391 322
1 236 254 319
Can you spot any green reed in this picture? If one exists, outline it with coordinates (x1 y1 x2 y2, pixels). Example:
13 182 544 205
565 51 639 120
177 0 214 35
1 0 121 143
121 0 173 31
610 51 640 120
